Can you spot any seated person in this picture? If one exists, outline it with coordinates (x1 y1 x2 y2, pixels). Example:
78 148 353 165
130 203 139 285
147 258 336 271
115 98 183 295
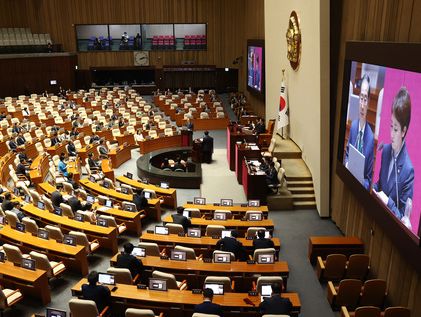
90 133 100 144
116 242 145 282
67 140 77 157
194 288 224 317
133 189 148 211
81 271 111 314
11 122 21 134
70 127 79 137
8 136 18 151
253 229 275 251
254 118 266 134
98 139 109 159
134 129 144 142
88 152 100 170
16 158 30 179
68 191 91 213
58 153 69 177
265 162 279 191
171 206 191 232
50 132 60 146
259 282 292 315
259 156 271 173
67 172 79 190
215 230 246 261
161 158 171 170
51 190 65 208
173 158 186 172
16 133 26 146
2 192 19 212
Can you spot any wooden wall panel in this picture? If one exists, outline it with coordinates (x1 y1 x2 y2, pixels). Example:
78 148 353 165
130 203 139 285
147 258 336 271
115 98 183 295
331 0 421 315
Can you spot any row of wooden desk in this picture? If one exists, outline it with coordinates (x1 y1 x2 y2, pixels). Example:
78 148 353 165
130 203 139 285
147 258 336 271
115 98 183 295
182 203 269 218
71 279 301 317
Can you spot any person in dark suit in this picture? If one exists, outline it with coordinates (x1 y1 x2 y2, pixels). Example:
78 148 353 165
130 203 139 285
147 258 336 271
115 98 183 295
50 133 60 146
88 152 100 170
16 158 29 178
173 158 186 172
254 118 266 134
265 162 279 192
90 133 100 144
259 282 292 315
81 271 111 314
67 172 79 190
1 192 17 211
185 118 194 131
132 189 148 211
373 87 414 220
8 137 18 151
116 243 144 282
11 123 21 134
51 190 65 208
67 191 91 213
98 139 109 159
253 229 275 251
215 230 246 260
194 288 224 317
344 74 375 189
16 133 26 146
67 140 77 157
201 131 214 164
171 206 191 232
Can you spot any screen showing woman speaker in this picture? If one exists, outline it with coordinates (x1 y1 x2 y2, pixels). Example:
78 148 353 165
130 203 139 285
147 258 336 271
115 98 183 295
342 61 421 238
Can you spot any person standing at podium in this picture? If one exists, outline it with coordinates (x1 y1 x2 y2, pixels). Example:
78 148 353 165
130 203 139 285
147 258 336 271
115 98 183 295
202 131 214 164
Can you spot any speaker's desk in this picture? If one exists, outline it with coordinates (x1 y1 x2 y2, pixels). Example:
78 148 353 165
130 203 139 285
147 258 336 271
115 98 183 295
0 224 88 275
79 179 161 221
182 203 269 219
0 260 51 304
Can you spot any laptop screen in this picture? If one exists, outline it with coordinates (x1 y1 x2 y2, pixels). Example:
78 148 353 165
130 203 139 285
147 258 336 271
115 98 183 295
22 258 36 270
182 210 190 218
213 252 231 263
103 182 110 189
121 187 129 194
170 250 187 261
16 222 26 232
14 187 20 196
63 234 76 246
204 283 224 295
126 172 133 179
220 199 233 206
0 216 4 225
160 182 169 189
248 213 262 221
124 204 135 211
257 254 275 264
248 200 260 207
38 229 49 240
105 200 113 208
25 195 31 203
131 247 146 257
74 213 84 222
46 308 67 317
98 273 115 285
149 278 167 291
214 212 226 220
89 176 96 183
155 226 169 235
193 197 206 205
221 230 232 238
37 201 45 210
187 228 201 238
261 284 272 296
0 252 4 262
97 218 108 227
86 195 95 204
143 191 151 199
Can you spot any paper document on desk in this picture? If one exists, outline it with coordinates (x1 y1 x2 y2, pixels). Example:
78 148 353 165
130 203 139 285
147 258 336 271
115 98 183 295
255 171 266 175
97 206 111 212
250 146 259 150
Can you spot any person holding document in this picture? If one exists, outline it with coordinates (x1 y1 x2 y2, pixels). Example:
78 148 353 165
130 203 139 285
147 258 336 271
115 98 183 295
345 75 375 189
373 87 414 220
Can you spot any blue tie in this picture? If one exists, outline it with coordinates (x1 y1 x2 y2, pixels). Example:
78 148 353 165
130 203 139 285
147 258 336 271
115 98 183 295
357 131 363 153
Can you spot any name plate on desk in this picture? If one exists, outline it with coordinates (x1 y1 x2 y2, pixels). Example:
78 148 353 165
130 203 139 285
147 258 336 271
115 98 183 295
248 291 258 296
146 230 154 234
177 232 185 237
192 289 202 294
246 236 254 240
160 255 169 260
203 258 212 263
247 260 256 264
212 235 220 239
137 284 147 289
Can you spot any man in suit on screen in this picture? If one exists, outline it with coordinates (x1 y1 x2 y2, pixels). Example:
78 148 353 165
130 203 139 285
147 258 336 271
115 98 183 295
344 74 375 189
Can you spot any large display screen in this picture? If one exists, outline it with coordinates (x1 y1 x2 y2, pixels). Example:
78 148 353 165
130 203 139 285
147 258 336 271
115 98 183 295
341 61 421 238
247 39 265 99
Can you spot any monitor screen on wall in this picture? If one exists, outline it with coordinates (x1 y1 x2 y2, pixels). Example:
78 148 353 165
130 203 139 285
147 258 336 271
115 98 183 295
337 42 421 244
247 39 265 99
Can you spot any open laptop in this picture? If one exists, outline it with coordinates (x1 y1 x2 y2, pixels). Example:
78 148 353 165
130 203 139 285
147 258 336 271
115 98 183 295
160 182 169 189
38 228 49 240
143 191 151 199
204 283 224 295
260 284 272 302
187 228 201 238
348 143 365 185
97 218 108 227
105 200 113 208
221 230 232 238
194 197 206 205
248 213 262 221
126 172 133 180
0 251 5 262
257 253 275 264
22 258 36 270
170 250 187 261
46 308 67 317
37 201 45 210
86 195 95 204
149 278 167 291
98 272 115 285
248 199 260 207
214 212 227 220
63 234 76 246
220 199 233 206
182 210 190 218
131 247 146 257
16 222 26 233
155 226 169 235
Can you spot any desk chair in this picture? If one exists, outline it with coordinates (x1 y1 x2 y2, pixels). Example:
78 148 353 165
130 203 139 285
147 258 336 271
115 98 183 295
185 208 201 218
22 217 38 235
174 245 202 260
245 210 263 220
45 225 64 242
205 225 225 237
152 270 187 290
138 242 166 257
120 184 133 195
69 298 109 317
5 211 20 228
192 314 219 317
204 276 234 292
29 251 66 279
126 308 164 317
98 215 127 234
60 203 75 218
246 227 266 238
382 307 410 317
62 182 74 195
3 244 30 265
345 254 370 280
102 178 115 190
253 248 276 261
261 138 276 158
42 196 54 212
122 201 138 212
359 279 387 308
107 267 139 285
29 189 42 205
68 231 100 254
327 279 362 310
0 286 23 317
165 223 184 235
213 210 232 220
340 306 381 317
9 170 30 188
254 276 284 293
316 254 347 281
